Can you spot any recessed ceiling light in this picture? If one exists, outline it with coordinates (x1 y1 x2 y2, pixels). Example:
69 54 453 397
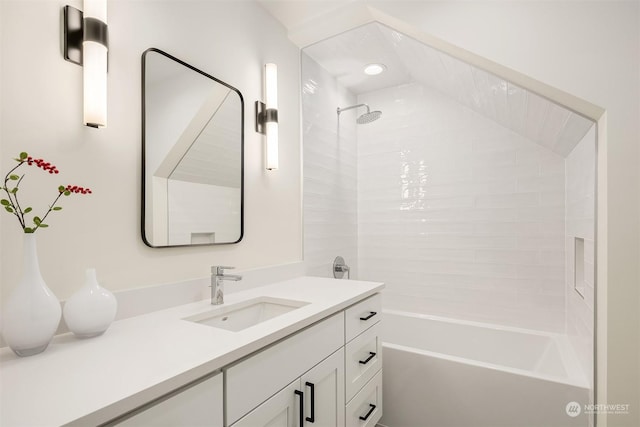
364 63 386 76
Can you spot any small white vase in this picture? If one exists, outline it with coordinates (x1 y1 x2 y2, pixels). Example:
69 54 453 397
63 268 117 338
1 233 62 357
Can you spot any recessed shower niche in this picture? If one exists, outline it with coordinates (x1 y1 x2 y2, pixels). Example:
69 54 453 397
301 21 596 427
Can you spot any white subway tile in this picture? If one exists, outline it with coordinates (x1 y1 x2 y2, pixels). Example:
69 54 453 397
475 249 539 265
517 174 565 192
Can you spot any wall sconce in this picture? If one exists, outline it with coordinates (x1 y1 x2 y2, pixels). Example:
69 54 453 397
63 0 108 128
255 63 278 170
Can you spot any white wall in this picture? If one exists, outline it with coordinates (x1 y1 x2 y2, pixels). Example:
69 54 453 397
357 82 567 332
565 125 596 386
0 1 302 300
366 2 639 423
301 53 358 277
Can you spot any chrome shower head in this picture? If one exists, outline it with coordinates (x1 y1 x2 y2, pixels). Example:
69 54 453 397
337 103 382 124
357 110 382 124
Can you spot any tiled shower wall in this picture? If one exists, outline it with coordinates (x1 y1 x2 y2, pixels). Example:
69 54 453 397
356 83 567 332
565 126 596 382
302 54 359 277
301 58 595 336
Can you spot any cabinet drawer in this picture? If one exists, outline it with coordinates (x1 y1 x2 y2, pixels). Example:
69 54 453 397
110 372 223 426
226 313 343 425
230 378 299 427
345 293 381 343
345 370 382 427
345 323 382 402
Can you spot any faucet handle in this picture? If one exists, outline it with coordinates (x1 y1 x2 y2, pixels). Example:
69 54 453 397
212 265 235 275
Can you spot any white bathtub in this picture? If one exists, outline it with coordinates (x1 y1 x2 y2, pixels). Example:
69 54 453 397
380 310 591 427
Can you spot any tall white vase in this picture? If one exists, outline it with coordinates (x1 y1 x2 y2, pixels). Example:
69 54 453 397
1 233 61 357
63 268 117 338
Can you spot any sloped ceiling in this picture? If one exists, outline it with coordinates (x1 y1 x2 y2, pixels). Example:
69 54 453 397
170 93 242 188
303 22 594 156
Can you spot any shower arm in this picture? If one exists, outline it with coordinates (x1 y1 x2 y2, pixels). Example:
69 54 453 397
337 104 371 115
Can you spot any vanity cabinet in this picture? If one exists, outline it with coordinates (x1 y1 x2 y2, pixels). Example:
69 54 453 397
109 372 223 426
227 293 382 427
105 292 381 427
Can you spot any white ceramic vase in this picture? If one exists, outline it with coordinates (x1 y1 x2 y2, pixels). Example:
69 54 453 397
1 233 62 357
63 268 117 338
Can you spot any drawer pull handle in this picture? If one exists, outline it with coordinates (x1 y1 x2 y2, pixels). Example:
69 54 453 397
359 311 377 321
359 352 377 365
305 381 315 423
294 390 304 427
359 404 377 421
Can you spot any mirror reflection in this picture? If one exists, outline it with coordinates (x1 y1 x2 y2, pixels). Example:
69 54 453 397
142 48 244 247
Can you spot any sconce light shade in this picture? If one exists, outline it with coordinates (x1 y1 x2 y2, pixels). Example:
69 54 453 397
63 0 108 128
255 63 278 170
264 63 278 110
83 0 107 128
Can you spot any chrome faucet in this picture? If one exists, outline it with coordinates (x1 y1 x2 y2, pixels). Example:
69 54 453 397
211 266 242 305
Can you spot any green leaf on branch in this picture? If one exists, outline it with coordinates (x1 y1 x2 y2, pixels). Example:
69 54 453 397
33 216 41 225
39 223 49 228
11 188 18 194
19 152 28 160
52 207 62 211
64 191 71 196
24 227 33 233
0 199 9 206
9 175 19 180
24 207 32 213
58 186 65 192
5 206 14 213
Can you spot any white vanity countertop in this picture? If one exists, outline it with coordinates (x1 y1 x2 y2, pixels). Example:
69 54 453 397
0 276 383 426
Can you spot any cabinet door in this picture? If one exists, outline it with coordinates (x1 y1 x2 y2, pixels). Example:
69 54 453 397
231 379 301 427
111 372 223 426
300 348 345 427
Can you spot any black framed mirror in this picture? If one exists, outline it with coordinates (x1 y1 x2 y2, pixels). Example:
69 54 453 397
142 48 244 247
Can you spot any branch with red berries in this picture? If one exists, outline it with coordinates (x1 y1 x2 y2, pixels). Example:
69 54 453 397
1 152 91 233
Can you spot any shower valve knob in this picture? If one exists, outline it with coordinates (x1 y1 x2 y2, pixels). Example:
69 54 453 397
333 256 350 279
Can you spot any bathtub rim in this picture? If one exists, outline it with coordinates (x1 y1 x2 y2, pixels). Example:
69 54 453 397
382 309 590 390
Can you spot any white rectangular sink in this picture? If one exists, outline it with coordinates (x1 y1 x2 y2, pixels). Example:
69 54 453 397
184 297 310 332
